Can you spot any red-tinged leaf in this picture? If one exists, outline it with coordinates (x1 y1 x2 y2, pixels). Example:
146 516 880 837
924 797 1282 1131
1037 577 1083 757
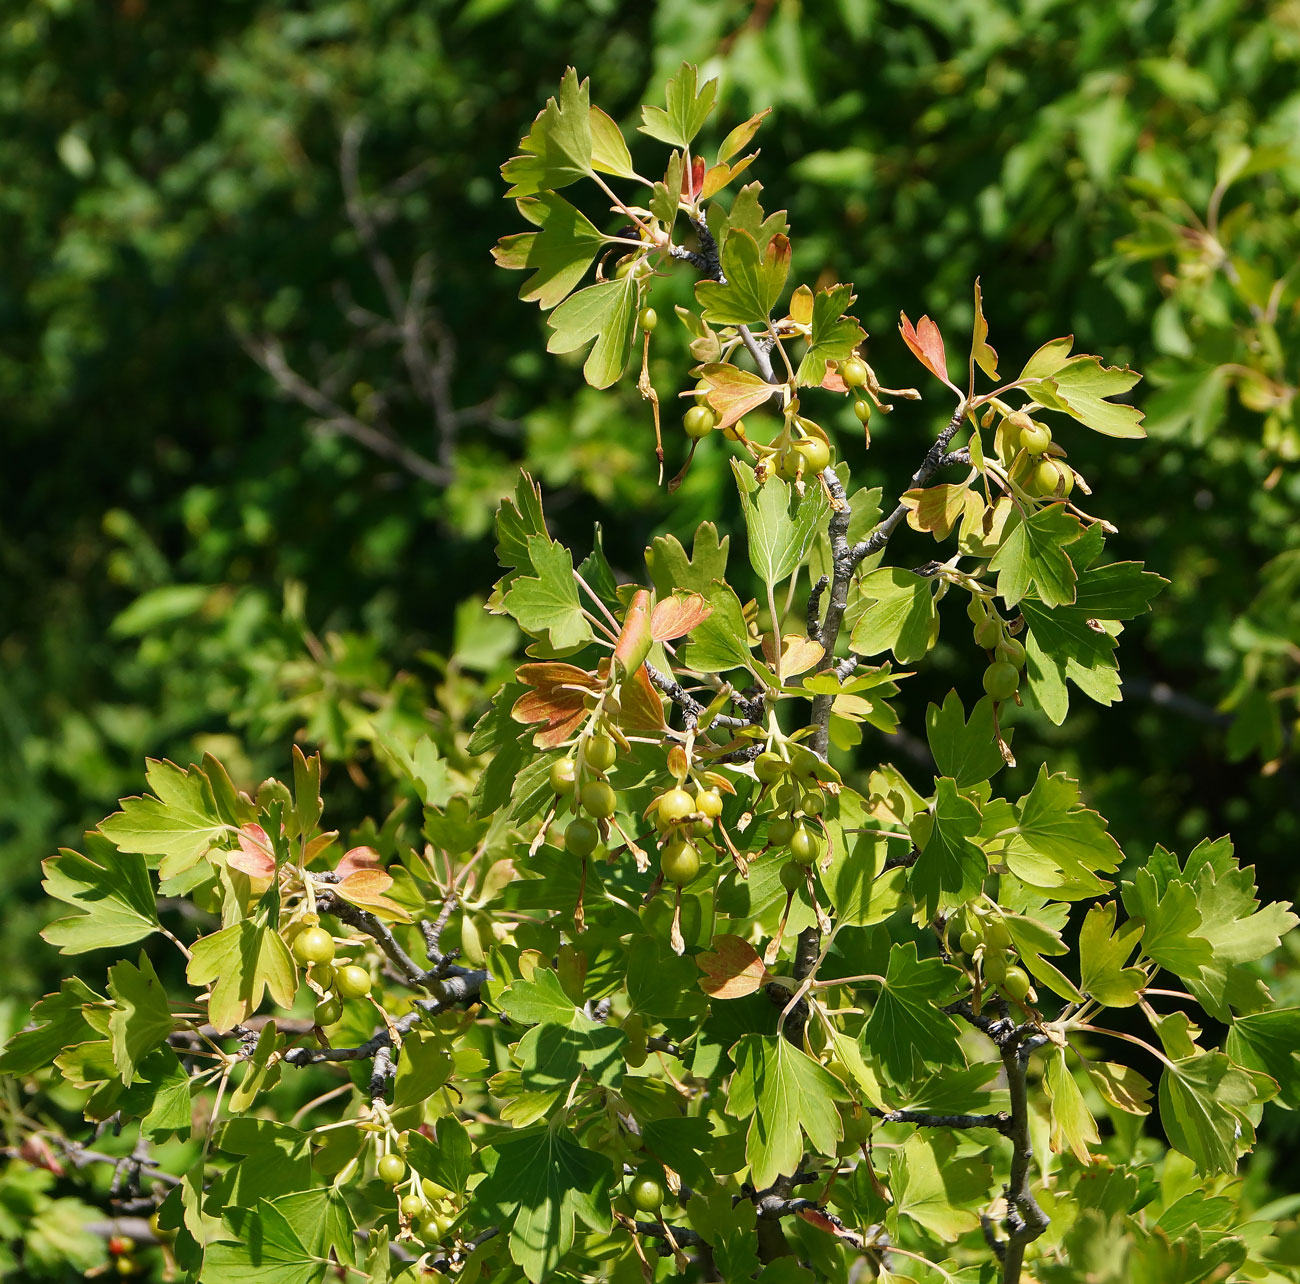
337 846 383 878
819 366 849 393
901 484 979 540
335 868 410 920
229 824 275 883
761 633 825 677
512 662 603 748
614 589 654 675
971 278 999 382
696 933 772 998
699 361 782 429
20 1134 65 1177
796 1207 863 1247
682 155 706 202
717 109 771 163
650 592 713 641
620 663 667 733
899 311 951 386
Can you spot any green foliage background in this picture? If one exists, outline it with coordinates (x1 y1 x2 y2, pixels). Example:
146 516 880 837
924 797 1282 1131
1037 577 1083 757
3 0 1299 1189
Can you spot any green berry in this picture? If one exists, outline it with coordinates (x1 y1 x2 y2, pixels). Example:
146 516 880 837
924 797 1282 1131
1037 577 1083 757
852 397 872 423
794 437 831 474
840 357 868 389
695 788 724 819
973 617 1002 650
580 779 617 819
401 1194 427 1218
335 964 372 1000
684 405 716 439
584 733 618 772
768 816 796 846
660 838 700 885
983 915 1012 950
639 306 658 333
958 930 979 955
656 787 696 828
629 1172 666 1213
1032 458 1071 497
779 861 804 893
549 758 576 795
315 996 343 1026
422 1179 451 1202
293 925 336 966
775 446 803 480
996 636 1026 667
983 660 1020 701
1003 966 1033 1002
1020 421 1052 454
788 823 819 866
983 948 1009 985
377 1153 406 1185
565 817 601 858
754 751 786 784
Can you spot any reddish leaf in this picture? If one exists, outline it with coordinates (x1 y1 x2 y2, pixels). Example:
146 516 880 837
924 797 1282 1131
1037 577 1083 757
971 277 999 382
899 311 951 386
796 1207 864 1248
682 155 706 202
698 361 782 429
20 1134 65 1177
696 934 772 998
620 663 668 733
337 846 383 878
614 589 654 675
650 593 713 641
336 868 410 920
229 823 275 883
512 662 602 749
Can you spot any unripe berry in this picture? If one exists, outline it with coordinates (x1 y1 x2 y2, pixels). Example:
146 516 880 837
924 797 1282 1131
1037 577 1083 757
754 752 786 784
564 817 601 858
293 926 336 966
840 357 868 389
684 405 716 439
1003 966 1033 1002
549 758 576 795
377 1153 407 1185
639 306 658 333
584 734 618 773
788 823 819 866
983 660 1020 701
852 397 872 423
996 636 1026 667
335 964 372 1000
580 779 617 819
660 839 700 885
794 437 831 474
779 861 804 892
1020 421 1052 454
656 787 696 828
695 788 724 819
629 1172 665 1213
973 617 1002 650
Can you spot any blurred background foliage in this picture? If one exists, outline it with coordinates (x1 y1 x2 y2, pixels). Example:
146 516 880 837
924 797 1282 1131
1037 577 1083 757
3 0 1300 1165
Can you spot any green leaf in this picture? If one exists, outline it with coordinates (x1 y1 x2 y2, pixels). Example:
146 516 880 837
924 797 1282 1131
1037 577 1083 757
862 942 963 1084
999 768 1123 898
40 834 160 954
989 504 1086 608
639 62 717 148
848 567 937 665
393 1029 453 1110
889 1132 992 1240
545 274 638 389
119 1047 193 1139
1044 1048 1100 1163
1039 353 1146 439
0 977 101 1075
500 536 594 652
494 194 607 311
626 936 708 1019
731 460 830 589
107 951 174 1085
495 471 548 579
1121 857 1214 980
795 284 865 386
726 1034 846 1188
708 182 789 250
406 1117 474 1196
474 1126 611 1283
1159 1052 1266 1175
695 229 791 327
1078 903 1146 1008
502 67 594 197
910 779 986 918
588 105 635 178
680 580 754 674
99 758 228 878
647 521 729 598
501 969 626 1090
1226 1008 1300 1108
206 1190 355 1284
186 921 297 1034
925 692 1006 787
686 1186 760 1282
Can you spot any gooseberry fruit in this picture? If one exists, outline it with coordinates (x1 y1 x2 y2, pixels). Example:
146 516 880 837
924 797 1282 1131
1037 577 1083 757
639 306 658 333
754 751 786 784
996 636 1025 667
959 930 980 955
779 861 804 893
293 926 336 966
840 357 868 388
983 660 1020 701
788 823 819 866
794 437 831 473
1020 421 1052 454
335 964 372 1000
656 787 696 828
695 787 724 819
580 779 617 819
401 1194 427 1218
660 839 700 885
1003 967 1033 1003
768 816 796 846
684 405 716 439
629 1172 666 1213
564 817 601 858
852 397 872 423
315 996 343 1026
584 733 618 773
377 1153 407 1185
973 617 1002 650
548 758 576 795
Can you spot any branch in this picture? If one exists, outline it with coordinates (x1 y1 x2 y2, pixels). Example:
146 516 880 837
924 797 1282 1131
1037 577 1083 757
867 1107 1011 1133
314 889 428 987
644 664 752 732
998 1041 1050 1282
